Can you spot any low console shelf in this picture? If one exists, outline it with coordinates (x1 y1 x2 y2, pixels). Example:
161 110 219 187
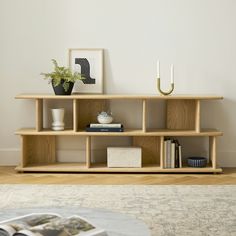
15 94 223 173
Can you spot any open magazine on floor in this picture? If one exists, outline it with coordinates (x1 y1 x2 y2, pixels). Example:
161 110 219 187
0 213 107 236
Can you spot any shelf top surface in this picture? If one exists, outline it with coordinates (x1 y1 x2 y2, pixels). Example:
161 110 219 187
15 93 223 100
15 128 223 136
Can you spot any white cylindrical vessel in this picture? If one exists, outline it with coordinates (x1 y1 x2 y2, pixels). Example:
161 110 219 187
51 108 65 131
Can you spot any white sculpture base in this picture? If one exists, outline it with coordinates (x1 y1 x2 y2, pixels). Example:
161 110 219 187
52 125 64 131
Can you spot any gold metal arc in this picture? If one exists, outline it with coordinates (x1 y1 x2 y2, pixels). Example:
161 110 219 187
157 78 174 96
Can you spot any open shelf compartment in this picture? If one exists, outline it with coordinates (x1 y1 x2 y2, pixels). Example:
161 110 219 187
35 98 74 132
19 135 88 170
160 135 221 172
87 136 163 172
146 99 201 132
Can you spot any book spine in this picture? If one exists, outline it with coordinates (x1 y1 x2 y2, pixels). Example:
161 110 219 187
179 145 182 168
86 127 123 132
171 142 175 168
175 141 179 168
164 141 167 168
90 123 122 128
166 140 171 168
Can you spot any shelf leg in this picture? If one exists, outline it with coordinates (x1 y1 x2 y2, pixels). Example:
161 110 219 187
21 135 26 168
195 100 200 133
160 136 164 169
73 99 78 132
36 99 43 131
86 136 91 168
142 99 147 132
209 136 217 169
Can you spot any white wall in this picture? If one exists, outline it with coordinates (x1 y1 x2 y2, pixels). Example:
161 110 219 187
0 0 236 166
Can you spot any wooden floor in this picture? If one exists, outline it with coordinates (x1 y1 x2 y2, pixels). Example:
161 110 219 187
0 167 235 184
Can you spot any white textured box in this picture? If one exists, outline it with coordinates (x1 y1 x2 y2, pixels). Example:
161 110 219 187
107 147 142 168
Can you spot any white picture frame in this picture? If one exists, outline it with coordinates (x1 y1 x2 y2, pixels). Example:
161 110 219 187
68 48 104 94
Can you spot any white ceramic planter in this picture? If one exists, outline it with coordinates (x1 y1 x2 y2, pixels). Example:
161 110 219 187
51 108 65 131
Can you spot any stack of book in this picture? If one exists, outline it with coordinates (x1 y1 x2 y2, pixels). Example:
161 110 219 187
86 123 124 132
164 139 182 168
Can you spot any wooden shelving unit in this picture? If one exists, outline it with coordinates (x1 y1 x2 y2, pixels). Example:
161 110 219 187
15 94 223 173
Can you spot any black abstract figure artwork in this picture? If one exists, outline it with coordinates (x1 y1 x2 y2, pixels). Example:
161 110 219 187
75 58 96 84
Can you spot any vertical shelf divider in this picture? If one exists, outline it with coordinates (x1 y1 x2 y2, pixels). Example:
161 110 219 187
195 100 201 132
209 136 217 169
86 136 91 168
160 136 164 169
35 99 43 131
21 135 26 168
73 99 78 132
142 99 147 132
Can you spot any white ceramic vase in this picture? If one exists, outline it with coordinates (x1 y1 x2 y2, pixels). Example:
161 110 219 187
51 108 65 131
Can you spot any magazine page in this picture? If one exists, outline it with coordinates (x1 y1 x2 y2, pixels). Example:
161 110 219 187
0 214 107 236
0 213 61 236
0 225 17 235
13 229 37 236
30 215 107 236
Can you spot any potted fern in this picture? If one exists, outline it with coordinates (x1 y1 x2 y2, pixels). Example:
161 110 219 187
41 59 84 95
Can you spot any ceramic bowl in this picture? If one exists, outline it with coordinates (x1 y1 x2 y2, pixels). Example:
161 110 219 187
187 157 207 167
97 116 113 124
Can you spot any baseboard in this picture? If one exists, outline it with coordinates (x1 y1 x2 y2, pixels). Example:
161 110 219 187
0 149 235 167
0 149 20 166
0 149 107 166
217 151 236 167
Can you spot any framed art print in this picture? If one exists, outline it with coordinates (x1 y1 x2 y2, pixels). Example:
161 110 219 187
68 48 103 94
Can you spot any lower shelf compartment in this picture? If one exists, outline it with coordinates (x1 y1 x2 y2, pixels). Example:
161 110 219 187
15 163 223 173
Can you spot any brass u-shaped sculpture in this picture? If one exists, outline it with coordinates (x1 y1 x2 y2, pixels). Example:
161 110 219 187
157 78 174 96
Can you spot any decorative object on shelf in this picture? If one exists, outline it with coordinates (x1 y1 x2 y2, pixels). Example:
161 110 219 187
41 59 84 95
97 111 113 124
107 147 142 168
86 124 123 132
51 108 65 131
187 157 207 167
90 123 122 128
69 48 104 94
164 139 182 169
156 61 174 96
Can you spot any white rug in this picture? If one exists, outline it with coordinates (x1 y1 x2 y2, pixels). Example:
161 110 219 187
0 185 235 236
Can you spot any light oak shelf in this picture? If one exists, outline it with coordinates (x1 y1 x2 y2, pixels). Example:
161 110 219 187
15 93 223 173
16 93 223 100
15 128 223 137
15 163 222 173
